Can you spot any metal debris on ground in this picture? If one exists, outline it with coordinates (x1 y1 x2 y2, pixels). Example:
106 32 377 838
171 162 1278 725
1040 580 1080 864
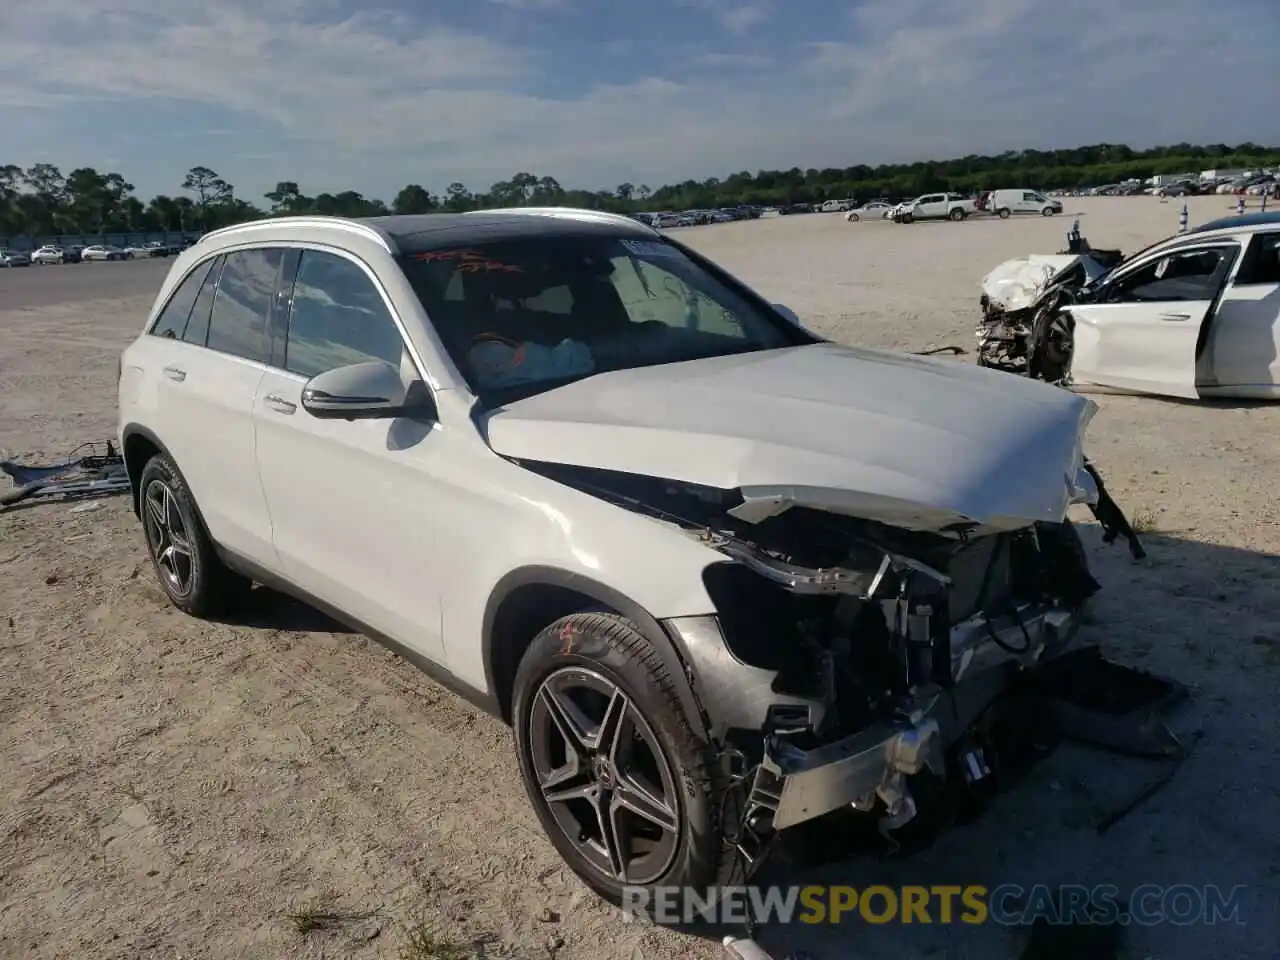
0 441 129 511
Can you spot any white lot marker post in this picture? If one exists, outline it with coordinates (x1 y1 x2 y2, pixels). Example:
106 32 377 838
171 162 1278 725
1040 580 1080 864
1178 204 1189 234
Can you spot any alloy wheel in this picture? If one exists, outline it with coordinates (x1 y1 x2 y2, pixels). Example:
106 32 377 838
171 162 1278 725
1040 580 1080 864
527 667 681 884
143 480 194 596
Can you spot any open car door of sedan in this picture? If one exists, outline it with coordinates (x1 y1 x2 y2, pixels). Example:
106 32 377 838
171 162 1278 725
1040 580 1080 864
1068 241 1241 399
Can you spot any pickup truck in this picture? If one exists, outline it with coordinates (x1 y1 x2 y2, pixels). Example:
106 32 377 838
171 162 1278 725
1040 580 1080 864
893 192 978 223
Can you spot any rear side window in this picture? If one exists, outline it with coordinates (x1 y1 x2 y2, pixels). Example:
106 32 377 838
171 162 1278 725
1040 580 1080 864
150 259 215 339
1235 233 1280 285
206 248 283 363
282 250 406 378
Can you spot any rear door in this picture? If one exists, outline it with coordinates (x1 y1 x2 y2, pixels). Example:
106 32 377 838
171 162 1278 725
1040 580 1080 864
168 248 287 564
1204 231 1280 396
1069 242 1241 399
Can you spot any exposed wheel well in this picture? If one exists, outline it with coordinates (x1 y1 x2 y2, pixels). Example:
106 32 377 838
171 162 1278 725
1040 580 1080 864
123 432 161 514
489 584 606 722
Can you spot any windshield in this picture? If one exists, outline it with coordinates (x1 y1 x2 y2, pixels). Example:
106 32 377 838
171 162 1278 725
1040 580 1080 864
396 234 810 405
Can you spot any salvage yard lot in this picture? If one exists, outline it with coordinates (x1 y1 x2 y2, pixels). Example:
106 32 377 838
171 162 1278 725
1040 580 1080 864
1 196 1278 959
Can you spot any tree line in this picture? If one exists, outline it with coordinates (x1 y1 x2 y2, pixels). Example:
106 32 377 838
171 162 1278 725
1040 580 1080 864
2 142 1277 240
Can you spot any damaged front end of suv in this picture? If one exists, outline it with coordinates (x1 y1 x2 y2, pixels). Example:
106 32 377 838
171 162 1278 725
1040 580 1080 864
520 449 1152 875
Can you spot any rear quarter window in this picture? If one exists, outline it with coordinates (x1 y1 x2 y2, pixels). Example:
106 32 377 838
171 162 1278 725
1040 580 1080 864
150 259 215 339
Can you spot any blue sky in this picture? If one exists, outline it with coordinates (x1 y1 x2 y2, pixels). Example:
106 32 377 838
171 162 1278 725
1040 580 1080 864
1 0 1277 204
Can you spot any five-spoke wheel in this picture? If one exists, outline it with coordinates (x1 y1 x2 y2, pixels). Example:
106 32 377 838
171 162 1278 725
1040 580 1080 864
512 612 737 903
528 667 681 884
143 478 194 598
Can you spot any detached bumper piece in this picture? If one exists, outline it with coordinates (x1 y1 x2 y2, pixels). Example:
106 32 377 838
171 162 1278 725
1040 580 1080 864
746 642 1188 844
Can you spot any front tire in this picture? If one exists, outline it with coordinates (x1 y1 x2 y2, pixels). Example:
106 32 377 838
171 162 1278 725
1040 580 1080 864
1042 207 1057 217
901 212 914 224
847 212 859 222
997 208 1011 219
139 454 248 617
511 612 735 905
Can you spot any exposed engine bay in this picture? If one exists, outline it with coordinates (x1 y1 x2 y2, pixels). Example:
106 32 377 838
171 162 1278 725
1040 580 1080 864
518 457 1170 868
976 227 1126 383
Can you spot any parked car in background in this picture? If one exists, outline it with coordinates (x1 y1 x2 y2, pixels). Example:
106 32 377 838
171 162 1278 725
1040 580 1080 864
30 246 65 264
82 244 127 261
895 193 977 223
777 202 814 215
986 190 1063 219
62 244 86 263
819 198 853 213
1 248 32 267
845 200 894 222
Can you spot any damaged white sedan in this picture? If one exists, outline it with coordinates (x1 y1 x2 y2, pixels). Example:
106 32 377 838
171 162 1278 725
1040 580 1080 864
978 212 1280 399
119 208 1157 907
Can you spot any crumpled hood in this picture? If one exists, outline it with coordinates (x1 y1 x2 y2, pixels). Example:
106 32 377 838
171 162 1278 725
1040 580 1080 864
482 343 1099 533
982 254 1111 312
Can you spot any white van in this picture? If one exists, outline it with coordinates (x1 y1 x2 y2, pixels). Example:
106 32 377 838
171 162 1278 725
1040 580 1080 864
987 189 1063 219
819 198 853 212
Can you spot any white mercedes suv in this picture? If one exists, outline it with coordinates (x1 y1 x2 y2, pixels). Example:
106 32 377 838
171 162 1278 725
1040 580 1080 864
118 209 1134 902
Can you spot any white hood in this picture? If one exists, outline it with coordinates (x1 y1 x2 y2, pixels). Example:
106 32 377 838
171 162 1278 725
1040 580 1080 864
482 343 1099 533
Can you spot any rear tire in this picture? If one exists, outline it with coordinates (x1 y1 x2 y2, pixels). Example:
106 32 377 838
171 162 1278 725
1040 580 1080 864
949 207 966 221
511 612 738 906
138 453 249 617
997 208 1011 219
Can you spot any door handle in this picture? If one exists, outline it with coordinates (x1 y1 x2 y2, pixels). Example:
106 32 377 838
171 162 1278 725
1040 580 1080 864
162 365 186 381
263 394 297 415
1157 312 1191 321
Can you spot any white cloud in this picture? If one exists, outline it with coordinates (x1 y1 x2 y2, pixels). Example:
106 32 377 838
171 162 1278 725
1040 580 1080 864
0 0 1275 198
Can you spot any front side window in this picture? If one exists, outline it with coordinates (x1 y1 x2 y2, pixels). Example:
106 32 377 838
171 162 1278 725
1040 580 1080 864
206 248 282 363
397 234 806 405
150 258 215 339
1107 246 1237 303
282 250 406 379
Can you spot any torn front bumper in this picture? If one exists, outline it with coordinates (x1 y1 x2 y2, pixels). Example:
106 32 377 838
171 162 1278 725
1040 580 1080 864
764 603 1081 831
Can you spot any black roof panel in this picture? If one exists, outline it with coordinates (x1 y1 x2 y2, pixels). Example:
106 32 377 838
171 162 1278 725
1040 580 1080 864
1191 211 1280 234
358 212 654 252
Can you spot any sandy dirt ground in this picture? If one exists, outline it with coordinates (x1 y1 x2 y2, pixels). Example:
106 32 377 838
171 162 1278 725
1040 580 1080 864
1 196 1277 960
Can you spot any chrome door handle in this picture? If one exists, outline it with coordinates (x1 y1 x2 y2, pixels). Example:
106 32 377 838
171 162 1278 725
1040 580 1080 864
162 365 186 381
263 394 296 415
1158 312 1191 321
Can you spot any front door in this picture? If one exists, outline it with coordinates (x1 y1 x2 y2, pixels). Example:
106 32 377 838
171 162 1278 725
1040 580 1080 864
252 247 446 663
914 194 945 218
1069 242 1240 399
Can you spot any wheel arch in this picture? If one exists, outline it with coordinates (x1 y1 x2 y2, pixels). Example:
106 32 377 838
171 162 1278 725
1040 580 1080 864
120 425 210 538
482 565 710 738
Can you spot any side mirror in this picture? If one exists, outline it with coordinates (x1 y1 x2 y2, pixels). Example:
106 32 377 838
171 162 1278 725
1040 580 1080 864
301 360 436 421
772 303 805 328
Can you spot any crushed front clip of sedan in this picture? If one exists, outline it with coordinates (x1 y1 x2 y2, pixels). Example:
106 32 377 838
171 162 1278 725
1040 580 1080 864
975 225 1125 384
